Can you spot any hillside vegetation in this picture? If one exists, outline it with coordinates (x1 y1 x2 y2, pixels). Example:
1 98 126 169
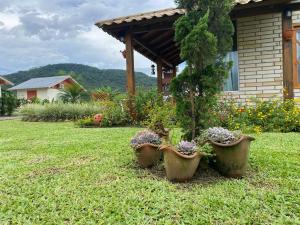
5 64 156 91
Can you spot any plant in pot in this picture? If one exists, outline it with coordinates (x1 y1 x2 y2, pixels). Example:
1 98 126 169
160 141 205 181
206 127 255 178
131 130 162 168
143 100 176 142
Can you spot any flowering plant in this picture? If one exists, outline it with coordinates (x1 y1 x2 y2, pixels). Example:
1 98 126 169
207 127 241 144
94 114 103 124
177 141 197 155
131 130 162 149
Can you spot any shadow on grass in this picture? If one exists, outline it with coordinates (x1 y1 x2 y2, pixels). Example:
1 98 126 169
127 158 261 188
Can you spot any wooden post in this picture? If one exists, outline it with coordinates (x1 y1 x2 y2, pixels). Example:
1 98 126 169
172 66 177 79
157 59 163 93
282 10 294 99
125 32 136 119
125 32 135 96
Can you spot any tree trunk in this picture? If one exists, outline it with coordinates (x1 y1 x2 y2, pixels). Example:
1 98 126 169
188 65 196 140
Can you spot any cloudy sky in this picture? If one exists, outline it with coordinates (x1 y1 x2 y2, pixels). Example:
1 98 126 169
0 0 176 74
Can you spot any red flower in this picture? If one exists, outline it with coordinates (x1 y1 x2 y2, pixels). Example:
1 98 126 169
94 114 103 123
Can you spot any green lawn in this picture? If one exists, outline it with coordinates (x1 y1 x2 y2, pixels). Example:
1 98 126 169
0 120 299 224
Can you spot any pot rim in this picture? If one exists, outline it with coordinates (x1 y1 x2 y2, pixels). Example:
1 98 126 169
159 145 205 159
208 135 255 147
134 143 160 151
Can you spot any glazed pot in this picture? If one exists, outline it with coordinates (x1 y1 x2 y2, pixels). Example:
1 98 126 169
209 136 255 178
135 144 162 168
160 145 205 181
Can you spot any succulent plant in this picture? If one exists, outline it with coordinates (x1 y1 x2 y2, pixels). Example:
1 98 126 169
131 130 162 149
207 127 242 144
177 141 197 155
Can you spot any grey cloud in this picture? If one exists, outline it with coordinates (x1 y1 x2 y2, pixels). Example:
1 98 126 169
0 0 175 73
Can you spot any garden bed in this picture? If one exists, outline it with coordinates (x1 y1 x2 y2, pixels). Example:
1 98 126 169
0 120 299 224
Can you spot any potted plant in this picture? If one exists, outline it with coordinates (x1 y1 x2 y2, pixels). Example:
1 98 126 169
160 141 205 181
206 127 255 178
131 130 162 168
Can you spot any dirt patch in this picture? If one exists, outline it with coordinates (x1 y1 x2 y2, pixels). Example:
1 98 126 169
69 156 96 167
96 175 120 186
26 156 50 165
245 172 279 190
27 167 65 179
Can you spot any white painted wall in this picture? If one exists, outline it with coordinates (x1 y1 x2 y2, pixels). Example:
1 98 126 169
16 90 27 99
37 89 48 100
15 88 62 101
47 88 62 101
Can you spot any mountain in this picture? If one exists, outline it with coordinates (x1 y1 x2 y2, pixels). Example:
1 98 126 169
4 63 157 91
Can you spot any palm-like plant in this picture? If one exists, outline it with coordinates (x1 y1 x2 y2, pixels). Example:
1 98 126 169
59 84 86 103
92 86 120 101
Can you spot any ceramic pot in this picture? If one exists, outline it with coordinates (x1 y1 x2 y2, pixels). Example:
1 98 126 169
160 145 205 181
209 136 255 178
135 144 162 168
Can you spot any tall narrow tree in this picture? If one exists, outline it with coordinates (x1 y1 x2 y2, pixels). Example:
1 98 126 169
171 0 234 139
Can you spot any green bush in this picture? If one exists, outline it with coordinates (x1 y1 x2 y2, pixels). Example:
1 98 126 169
212 99 300 133
143 101 177 132
0 90 18 116
19 103 102 122
100 101 130 127
75 117 98 128
134 88 159 123
76 101 129 128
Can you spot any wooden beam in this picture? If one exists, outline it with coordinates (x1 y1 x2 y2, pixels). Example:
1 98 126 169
157 59 163 93
172 66 177 79
125 32 135 96
155 39 174 51
165 53 181 64
162 48 180 59
148 30 174 45
282 10 294 99
160 44 178 55
140 30 159 40
133 37 173 68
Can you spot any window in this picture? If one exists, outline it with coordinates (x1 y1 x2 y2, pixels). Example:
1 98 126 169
294 27 300 88
224 21 239 91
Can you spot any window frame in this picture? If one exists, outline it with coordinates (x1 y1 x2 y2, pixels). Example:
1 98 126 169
292 24 300 88
223 20 239 92
224 51 240 92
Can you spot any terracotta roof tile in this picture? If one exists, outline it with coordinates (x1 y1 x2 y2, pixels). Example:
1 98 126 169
96 1 267 27
96 8 185 27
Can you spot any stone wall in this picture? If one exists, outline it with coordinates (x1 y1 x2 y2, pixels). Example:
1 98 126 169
222 12 284 103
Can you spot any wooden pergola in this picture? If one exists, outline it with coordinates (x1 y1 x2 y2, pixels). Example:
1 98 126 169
95 0 300 100
96 8 185 96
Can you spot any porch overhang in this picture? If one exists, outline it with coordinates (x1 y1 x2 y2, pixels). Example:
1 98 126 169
95 0 300 70
95 0 300 104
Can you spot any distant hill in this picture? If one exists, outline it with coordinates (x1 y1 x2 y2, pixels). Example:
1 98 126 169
4 63 157 91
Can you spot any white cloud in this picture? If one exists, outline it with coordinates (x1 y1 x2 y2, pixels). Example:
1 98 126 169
0 12 20 29
0 0 176 74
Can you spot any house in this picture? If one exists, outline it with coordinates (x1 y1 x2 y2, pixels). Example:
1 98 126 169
95 0 300 105
8 76 82 101
0 76 14 98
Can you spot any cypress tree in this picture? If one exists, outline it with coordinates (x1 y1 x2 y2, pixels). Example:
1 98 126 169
171 0 235 139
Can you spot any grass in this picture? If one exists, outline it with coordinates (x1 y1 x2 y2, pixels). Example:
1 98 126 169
0 120 299 224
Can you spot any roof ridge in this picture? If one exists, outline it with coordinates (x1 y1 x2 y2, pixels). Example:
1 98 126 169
28 75 70 80
95 8 184 26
